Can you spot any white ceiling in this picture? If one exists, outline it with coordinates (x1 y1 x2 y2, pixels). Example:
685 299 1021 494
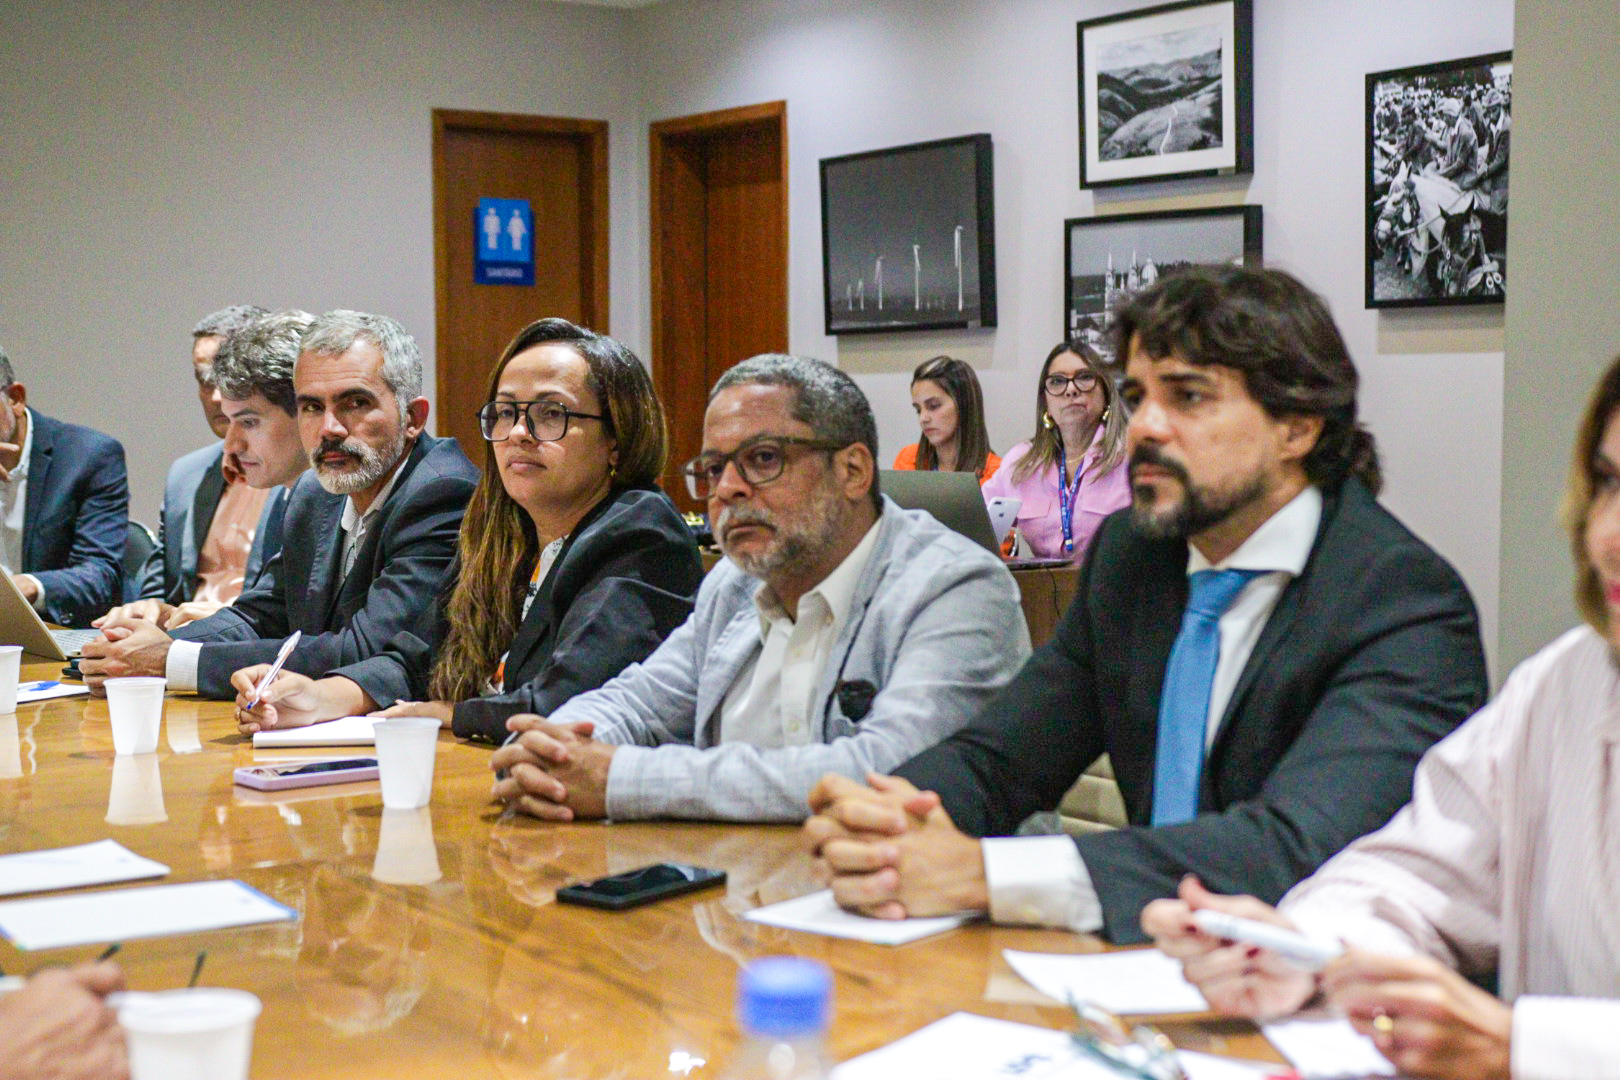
544 0 670 8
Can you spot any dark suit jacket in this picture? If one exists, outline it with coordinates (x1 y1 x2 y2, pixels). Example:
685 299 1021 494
136 443 285 604
21 410 129 627
170 434 478 698
897 479 1488 943
331 486 703 743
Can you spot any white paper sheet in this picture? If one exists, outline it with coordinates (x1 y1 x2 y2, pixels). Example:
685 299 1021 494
0 839 169 897
252 715 382 747
0 879 296 950
831 1012 1276 1080
1004 948 1210 1015
1261 1016 1395 1078
744 889 973 945
16 680 89 704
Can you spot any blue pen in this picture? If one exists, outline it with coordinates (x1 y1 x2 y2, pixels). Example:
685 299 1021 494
20 681 58 693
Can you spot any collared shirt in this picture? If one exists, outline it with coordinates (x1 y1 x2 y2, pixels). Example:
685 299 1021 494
980 430 1132 563
0 409 46 612
339 456 407 583
193 477 272 605
1281 626 1620 1080
167 450 412 693
719 519 882 748
982 486 1324 933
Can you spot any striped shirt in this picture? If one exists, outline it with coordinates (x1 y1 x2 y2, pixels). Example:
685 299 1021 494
1282 625 1620 1080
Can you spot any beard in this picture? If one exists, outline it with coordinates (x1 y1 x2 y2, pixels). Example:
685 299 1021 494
1128 444 1268 540
716 480 846 580
311 428 406 495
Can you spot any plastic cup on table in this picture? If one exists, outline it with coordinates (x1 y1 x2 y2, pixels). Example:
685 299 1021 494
104 677 166 755
117 988 262 1080
0 644 22 713
373 716 440 809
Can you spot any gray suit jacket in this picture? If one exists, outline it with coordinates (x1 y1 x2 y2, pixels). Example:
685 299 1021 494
549 498 1032 822
136 442 281 604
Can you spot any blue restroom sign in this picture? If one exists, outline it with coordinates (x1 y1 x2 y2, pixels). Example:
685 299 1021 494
475 198 534 286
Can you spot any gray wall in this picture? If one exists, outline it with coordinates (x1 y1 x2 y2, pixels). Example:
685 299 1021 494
1497 0 1620 670
0 0 642 524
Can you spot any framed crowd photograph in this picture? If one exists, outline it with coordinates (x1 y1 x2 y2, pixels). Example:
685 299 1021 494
1065 205 1262 367
1076 0 1253 189
820 133 997 335
1365 50 1512 309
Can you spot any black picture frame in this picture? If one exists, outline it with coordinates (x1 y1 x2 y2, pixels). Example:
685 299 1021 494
820 133 996 336
1064 205 1262 366
1077 0 1253 189
1364 50 1511 309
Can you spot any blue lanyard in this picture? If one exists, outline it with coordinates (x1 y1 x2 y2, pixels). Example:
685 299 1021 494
1057 444 1086 555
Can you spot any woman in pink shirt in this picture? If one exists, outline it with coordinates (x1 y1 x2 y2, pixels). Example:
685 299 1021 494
982 340 1129 561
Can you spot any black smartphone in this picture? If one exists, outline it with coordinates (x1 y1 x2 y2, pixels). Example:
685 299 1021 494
555 863 726 911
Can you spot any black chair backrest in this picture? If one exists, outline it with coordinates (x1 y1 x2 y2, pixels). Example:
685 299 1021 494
122 520 157 602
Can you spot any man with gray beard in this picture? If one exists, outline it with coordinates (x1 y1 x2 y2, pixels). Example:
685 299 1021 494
83 310 478 700
489 353 1029 822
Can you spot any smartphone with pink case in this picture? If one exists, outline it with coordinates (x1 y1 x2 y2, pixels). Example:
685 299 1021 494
233 758 379 791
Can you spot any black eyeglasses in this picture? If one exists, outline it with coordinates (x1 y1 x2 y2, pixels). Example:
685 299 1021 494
476 400 605 443
681 436 848 499
1044 371 1100 396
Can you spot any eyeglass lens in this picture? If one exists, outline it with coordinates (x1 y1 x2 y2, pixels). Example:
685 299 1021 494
479 401 570 442
684 442 790 499
1045 372 1099 394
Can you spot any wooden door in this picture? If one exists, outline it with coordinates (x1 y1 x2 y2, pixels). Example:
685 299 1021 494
433 109 609 459
650 102 787 509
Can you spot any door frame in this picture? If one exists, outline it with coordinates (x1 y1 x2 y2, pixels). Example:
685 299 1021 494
431 108 610 437
648 100 788 459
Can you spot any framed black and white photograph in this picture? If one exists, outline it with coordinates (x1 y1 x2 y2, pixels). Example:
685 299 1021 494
1366 51 1511 308
1077 0 1253 189
820 133 996 335
1065 205 1262 366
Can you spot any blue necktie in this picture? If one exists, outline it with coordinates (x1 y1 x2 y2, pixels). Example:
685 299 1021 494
1151 568 1266 826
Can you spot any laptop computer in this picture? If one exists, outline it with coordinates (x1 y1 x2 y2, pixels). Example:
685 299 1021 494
879 469 1005 554
0 571 100 660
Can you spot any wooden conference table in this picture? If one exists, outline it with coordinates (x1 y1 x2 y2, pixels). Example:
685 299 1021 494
0 656 1284 1078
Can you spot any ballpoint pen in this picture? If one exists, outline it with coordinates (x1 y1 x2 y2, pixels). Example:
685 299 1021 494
246 631 302 710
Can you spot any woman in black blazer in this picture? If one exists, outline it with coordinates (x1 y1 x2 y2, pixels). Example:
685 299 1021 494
233 319 701 741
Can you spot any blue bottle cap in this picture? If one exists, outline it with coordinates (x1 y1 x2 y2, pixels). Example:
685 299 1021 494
737 956 832 1038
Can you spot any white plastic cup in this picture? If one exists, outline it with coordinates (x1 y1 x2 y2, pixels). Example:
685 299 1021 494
0 644 22 713
118 988 261 1080
105 677 166 755
373 716 439 809
106 753 167 825
372 806 443 885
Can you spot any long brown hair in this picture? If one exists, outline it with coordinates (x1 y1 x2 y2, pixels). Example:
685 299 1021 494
1011 340 1127 485
910 355 995 476
429 319 668 702
1563 353 1620 634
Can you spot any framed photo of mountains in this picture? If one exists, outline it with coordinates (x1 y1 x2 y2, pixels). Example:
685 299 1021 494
1077 0 1253 188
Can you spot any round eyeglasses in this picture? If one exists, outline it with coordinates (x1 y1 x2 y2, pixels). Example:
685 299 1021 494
1044 371 1100 396
680 436 848 500
476 400 605 443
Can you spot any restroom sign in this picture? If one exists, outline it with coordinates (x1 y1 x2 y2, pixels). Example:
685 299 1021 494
475 198 534 285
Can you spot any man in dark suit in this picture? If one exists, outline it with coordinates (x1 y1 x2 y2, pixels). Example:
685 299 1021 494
103 309 311 631
82 310 478 700
0 346 129 627
134 304 271 609
806 267 1487 944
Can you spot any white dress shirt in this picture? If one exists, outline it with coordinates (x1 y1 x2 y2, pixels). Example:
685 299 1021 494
982 486 1324 932
719 519 881 748
1282 625 1620 1080
0 408 46 611
166 458 409 693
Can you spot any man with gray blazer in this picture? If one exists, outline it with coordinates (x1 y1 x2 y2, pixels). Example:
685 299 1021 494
492 354 1030 823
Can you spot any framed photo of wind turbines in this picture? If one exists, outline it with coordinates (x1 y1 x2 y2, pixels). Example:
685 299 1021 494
820 133 996 335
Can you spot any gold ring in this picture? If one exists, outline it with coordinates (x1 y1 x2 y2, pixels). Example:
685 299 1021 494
1372 1011 1395 1036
